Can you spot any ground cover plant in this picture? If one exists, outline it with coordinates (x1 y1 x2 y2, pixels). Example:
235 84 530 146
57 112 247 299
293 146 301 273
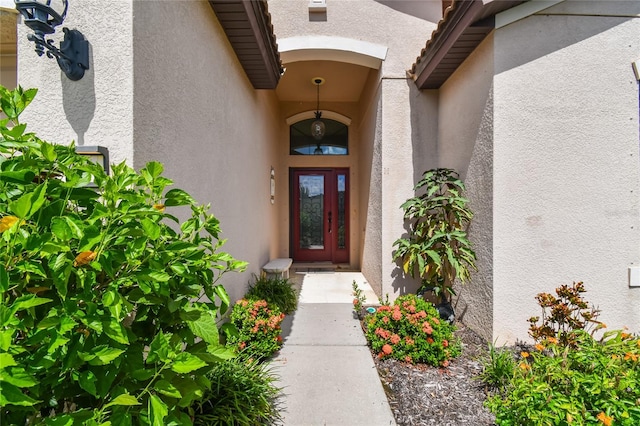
245 274 297 315
0 85 247 425
192 353 282 426
364 294 460 366
483 283 640 425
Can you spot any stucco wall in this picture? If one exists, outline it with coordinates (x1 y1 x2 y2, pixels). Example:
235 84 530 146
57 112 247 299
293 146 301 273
131 1 280 303
359 70 383 294
268 0 437 78
16 0 134 165
438 36 495 341
493 4 640 343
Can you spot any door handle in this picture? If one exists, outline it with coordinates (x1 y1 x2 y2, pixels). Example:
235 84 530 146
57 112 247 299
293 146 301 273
328 211 332 233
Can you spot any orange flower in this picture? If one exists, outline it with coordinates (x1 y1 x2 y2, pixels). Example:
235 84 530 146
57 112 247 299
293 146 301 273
611 354 619 360
353 299 359 306
73 250 96 267
0 215 19 232
596 412 613 426
442 340 449 348
620 332 631 340
535 344 545 351
382 344 393 355
427 337 434 344
441 360 449 368
390 334 401 345
404 356 412 363
392 310 402 321
521 351 530 358
519 362 530 370
153 204 166 213
547 337 558 344
624 352 638 362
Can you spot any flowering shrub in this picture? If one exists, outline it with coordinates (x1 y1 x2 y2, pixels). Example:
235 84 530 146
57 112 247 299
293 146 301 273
226 299 285 360
528 281 603 347
364 294 460 366
486 329 640 425
352 280 367 319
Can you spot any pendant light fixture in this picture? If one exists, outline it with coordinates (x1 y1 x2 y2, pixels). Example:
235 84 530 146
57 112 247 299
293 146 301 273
311 77 326 141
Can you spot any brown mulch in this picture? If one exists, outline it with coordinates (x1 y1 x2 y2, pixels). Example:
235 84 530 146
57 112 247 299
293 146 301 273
372 322 497 426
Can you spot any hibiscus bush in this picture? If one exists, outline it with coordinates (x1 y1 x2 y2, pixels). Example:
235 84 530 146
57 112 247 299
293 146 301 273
364 294 460 366
0 86 247 425
225 299 285 361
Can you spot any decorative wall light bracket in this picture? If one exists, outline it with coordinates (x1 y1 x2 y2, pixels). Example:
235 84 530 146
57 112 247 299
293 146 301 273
15 0 90 81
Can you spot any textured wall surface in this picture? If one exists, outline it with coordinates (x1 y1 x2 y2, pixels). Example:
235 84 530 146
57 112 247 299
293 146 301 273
493 3 640 343
439 36 495 342
131 1 280 302
17 0 134 166
269 0 437 79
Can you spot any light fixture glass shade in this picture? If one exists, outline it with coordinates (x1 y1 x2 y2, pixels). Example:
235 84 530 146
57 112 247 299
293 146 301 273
311 119 325 140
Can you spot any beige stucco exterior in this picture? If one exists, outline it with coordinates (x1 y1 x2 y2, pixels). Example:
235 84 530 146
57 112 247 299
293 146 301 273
7 0 640 343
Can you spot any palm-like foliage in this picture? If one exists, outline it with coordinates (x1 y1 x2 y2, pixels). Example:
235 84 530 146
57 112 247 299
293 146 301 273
392 168 476 303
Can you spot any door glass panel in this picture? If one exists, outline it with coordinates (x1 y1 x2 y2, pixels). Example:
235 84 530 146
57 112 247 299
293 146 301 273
337 174 346 249
299 175 324 249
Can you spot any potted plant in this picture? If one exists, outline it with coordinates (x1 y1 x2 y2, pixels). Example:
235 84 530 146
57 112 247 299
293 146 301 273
392 168 476 321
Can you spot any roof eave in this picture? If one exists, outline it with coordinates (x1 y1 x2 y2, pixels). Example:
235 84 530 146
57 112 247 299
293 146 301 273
209 0 282 90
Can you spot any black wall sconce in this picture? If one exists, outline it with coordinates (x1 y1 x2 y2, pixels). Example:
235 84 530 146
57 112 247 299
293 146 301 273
14 0 89 81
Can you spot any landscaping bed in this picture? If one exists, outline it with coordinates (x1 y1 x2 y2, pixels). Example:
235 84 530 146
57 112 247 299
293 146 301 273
373 322 496 426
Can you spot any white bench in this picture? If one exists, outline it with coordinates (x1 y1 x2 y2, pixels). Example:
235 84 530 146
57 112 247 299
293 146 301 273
262 258 293 279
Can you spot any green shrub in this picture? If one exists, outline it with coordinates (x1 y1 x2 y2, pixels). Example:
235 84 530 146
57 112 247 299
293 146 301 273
192 354 282 426
364 294 460 366
477 343 517 392
486 330 640 425
0 86 247 425
392 168 476 306
245 274 298 315
226 299 284 360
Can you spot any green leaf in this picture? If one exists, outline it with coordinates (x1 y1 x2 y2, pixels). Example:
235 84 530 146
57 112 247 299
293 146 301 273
104 319 129 345
0 264 8 292
80 346 125 365
145 161 164 179
41 142 57 161
154 380 182 399
0 382 40 406
51 218 72 241
213 285 230 309
9 192 31 219
0 170 36 184
0 352 17 368
147 332 171 364
78 370 98 397
12 294 53 311
140 218 161 240
149 394 168 426
0 367 38 387
164 189 195 206
170 352 207 374
105 393 140 408
184 308 219 345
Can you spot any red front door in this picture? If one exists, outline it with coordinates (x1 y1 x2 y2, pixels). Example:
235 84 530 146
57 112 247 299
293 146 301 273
291 168 349 263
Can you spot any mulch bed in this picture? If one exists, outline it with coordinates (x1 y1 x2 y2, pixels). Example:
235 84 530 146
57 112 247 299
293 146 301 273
371 322 497 425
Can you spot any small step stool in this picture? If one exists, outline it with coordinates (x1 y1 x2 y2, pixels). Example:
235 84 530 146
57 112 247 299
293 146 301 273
262 258 293 279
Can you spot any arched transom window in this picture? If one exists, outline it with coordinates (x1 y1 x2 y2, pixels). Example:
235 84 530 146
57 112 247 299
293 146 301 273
290 118 348 155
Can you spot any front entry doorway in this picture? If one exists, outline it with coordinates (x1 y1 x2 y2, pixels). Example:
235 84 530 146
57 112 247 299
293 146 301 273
291 168 349 263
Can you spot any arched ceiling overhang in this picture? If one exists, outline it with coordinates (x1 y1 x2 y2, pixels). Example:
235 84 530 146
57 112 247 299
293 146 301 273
278 36 388 70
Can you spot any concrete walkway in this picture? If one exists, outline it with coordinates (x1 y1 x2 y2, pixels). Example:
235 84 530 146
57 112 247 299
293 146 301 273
273 272 396 426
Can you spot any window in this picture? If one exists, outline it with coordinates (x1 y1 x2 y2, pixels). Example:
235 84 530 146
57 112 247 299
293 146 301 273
290 118 348 155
